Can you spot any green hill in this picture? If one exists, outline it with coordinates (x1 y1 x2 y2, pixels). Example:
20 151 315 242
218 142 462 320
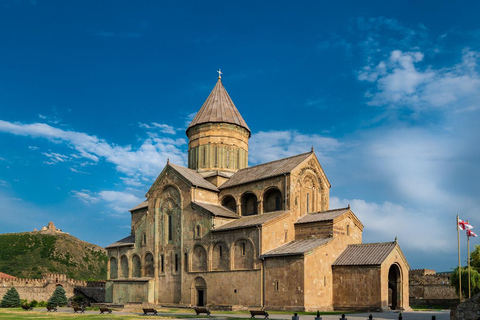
0 231 107 280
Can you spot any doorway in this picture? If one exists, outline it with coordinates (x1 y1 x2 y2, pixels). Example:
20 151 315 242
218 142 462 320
197 289 204 306
191 277 207 307
388 264 401 309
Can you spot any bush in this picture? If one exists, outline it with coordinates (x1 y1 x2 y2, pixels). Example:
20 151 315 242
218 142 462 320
37 301 47 307
1 287 21 308
48 286 68 307
29 300 38 308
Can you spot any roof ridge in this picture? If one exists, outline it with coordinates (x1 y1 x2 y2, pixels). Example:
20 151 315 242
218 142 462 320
309 206 350 214
348 241 396 246
236 151 312 172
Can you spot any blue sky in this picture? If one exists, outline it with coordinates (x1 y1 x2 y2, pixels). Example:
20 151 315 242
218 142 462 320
0 0 479 271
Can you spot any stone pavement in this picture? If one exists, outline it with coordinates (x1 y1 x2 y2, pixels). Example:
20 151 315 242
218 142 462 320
33 308 451 320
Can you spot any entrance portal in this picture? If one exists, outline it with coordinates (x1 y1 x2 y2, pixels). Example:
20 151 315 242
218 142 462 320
191 277 207 307
388 264 401 309
197 289 204 306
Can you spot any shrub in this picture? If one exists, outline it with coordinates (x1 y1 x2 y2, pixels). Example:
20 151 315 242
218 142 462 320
1 287 21 308
48 286 68 307
29 300 38 308
37 301 47 307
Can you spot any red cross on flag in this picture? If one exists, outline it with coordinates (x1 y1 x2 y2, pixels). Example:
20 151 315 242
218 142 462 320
467 229 478 237
458 219 473 230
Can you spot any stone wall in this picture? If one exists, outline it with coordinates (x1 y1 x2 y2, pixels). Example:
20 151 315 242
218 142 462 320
0 273 86 302
409 269 457 307
451 293 480 320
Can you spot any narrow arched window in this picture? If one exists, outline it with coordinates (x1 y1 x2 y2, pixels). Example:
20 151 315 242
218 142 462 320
306 193 310 213
160 254 164 273
168 214 173 241
347 225 350 236
242 242 246 255
175 253 178 272
219 245 223 258
196 225 201 238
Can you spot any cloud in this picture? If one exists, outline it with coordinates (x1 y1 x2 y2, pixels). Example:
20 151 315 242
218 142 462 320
139 122 176 135
72 189 143 214
358 49 480 111
42 152 69 165
249 130 341 165
0 120 187 184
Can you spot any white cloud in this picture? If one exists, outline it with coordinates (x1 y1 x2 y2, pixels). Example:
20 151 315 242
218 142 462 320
249 130 341 165
0 120 187 184
42 152 69 165
330 197 453 253
72 189 143 214
358 49 480 111
139 122 177 135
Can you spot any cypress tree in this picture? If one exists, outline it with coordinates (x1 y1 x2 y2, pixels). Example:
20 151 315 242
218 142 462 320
48 286 68 307
1 287 21 308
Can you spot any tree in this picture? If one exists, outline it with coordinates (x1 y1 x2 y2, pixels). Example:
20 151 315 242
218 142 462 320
450 266 480 298
48 286 68 307
471 245 480 272
0 287 21 308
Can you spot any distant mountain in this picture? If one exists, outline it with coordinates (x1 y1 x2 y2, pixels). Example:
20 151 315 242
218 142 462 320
0 230 107 280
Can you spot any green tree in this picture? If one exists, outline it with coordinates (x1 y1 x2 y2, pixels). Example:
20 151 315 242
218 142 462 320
471 245 480 271
0 287 21 308
48 286 68 307
450 266 480 298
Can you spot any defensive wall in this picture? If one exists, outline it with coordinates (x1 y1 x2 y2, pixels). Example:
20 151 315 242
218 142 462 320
0 273 104 303
409 269 458 308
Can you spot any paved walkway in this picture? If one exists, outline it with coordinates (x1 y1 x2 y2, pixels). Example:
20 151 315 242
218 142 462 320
35 308 451 320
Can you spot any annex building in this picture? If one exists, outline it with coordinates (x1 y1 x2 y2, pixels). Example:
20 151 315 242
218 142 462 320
105 76 410 311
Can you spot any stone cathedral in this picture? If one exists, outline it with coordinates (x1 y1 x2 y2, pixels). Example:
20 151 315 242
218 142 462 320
105 76 410 311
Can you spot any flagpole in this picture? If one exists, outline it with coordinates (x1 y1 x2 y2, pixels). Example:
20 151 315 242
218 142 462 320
467 229 471 299
457 214 462 302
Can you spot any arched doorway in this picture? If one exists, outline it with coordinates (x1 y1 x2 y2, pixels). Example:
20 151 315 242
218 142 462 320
263 188 282 212
388 264 401 309
222 195 237 212
241 192 257 216
191 277 207 306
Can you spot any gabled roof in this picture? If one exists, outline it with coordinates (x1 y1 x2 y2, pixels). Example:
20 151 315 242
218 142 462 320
105 235 135 249
262 238 332 258
169 163 219 192
295 207 350 224
0 272 17 279
213 210 289 232
332 242 397 266
187 78 250 134
192 201 240 219
130 200 148 212
219 152 312 189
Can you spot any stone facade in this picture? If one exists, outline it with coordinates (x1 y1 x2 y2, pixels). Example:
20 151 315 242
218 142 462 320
409 269 458 308
105 76 410 311
451 293 480 320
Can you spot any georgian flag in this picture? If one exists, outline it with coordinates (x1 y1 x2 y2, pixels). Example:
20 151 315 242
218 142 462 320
458 219 474 231
467 230 478 237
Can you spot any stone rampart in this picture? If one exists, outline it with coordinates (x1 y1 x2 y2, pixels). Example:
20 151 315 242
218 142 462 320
0 273 87 302
409 269 457 308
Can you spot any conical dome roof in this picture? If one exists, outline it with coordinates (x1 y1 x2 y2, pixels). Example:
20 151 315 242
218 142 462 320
187 78 250 135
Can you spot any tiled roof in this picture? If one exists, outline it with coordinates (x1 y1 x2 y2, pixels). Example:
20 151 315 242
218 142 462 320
169 163 219 192
192 201 240 219
105 235 135 249
262 238 332 257
0 272 17 279
188 78 250 134
219 152 312 189
213 210 289 232
130 200 148 212
295 207 350 224
332 242 397 266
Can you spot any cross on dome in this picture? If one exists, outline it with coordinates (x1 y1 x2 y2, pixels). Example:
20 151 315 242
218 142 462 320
217 69 223 78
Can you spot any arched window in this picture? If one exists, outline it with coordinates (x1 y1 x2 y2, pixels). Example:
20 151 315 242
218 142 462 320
145 253 154 277
192 246 207 272
241 193 258 216
132 255 141 278
120 255 128 278
195 225 201 238
222 195 237 212
347 224 350 236
184 252 189 272
212 242 229 271
168 214 173 242
234 240 254 270
160 254 164 273
109 257 118 279
175 253 179 272
142 233 147 246
263 188 282 212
